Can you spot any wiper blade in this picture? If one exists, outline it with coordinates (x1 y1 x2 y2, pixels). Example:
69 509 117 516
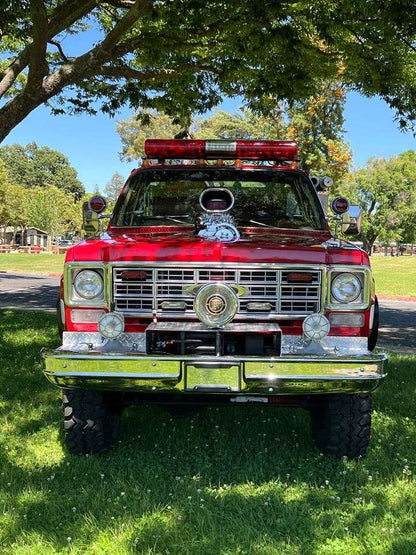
133 214 191 225
148 215 190 225
248 219 279 229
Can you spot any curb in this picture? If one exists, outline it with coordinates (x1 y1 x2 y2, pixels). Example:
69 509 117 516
378 296 416 303
377 343 415 355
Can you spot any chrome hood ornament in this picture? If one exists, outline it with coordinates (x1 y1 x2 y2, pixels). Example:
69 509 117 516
197 187 240 243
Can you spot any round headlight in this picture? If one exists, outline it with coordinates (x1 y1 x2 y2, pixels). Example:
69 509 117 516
331 273 361 303
98 312 124 339
74 270 103 299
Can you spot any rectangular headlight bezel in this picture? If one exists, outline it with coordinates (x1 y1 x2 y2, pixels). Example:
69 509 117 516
64 262 109 307
326 266 372 311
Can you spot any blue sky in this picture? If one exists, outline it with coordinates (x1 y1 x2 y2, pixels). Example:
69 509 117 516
2 92 415 193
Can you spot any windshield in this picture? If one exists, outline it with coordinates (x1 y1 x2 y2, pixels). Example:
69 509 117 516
112 168 326 230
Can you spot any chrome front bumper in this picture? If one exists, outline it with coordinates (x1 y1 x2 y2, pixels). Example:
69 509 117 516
42 333 387 395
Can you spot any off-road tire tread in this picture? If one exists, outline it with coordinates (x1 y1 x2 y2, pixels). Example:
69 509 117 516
311 393 371 459
63 389 121 455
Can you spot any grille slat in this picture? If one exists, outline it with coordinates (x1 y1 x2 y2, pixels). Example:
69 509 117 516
113 266 322 316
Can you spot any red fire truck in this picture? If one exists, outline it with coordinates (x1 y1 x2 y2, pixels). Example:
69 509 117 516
42 139 386 458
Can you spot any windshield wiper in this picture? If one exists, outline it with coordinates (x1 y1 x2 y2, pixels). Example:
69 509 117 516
248 219 279 229
247 219 312 230
130 213 191 225
149 215 191 225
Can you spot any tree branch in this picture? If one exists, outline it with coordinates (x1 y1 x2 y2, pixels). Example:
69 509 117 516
368 199 377 215
93 62 216 81
42 0 151 97
26 0 49 95
399 34 416 53
49 40 70 62
104 0 136 6
0 0 97 99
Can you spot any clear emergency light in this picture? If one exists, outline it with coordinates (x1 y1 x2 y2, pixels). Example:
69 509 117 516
144 139 298 161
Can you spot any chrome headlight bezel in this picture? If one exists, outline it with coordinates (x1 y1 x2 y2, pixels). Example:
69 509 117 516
64 263 108 307
327 267 371 310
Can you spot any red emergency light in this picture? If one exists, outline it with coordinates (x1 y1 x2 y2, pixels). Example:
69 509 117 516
144 139 298 161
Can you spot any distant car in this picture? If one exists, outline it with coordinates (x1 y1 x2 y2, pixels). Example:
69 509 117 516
58 240 72 247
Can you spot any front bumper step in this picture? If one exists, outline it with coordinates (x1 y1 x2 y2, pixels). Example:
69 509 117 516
42 341 387 395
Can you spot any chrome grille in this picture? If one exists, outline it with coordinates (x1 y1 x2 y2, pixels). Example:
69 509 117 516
112 266 322 318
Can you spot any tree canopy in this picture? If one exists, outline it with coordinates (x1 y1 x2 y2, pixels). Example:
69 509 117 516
0 142 85 200
1 1 416 142
341 151 416 251
117 84 352 180
0 178 84 239
0 142 85 238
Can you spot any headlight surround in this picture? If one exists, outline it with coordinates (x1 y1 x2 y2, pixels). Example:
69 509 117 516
74 269 104 300
331 272 362 303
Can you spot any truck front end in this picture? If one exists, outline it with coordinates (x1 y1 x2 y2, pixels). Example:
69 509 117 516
43 139 386 458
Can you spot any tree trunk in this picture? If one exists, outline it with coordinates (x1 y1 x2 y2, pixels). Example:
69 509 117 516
362 233 377 254
0 94 44 143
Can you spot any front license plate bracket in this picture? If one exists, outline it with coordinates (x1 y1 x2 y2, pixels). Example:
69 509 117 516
184 362 242 392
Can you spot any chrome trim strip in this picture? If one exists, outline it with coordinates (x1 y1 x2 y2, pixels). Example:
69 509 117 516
107 261 327 269
205 140 237 156
44 351 387 365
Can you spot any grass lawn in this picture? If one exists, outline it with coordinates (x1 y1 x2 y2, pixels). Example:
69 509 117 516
370 256 416 299
0 310 415 554
0 253 65 275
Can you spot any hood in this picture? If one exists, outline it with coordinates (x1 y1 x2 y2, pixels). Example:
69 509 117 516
66 228 368 266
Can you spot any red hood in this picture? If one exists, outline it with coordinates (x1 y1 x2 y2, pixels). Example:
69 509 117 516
66 228 368 266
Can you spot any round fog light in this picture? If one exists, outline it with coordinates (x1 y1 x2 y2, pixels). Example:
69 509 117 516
98 312 125 339
302 314 330 341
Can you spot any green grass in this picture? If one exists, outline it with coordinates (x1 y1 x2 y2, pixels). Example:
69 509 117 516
0 310 415 554
370 256 416 299
0 253 65 275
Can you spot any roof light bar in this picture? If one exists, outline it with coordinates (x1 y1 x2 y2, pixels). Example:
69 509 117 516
144 139 298 161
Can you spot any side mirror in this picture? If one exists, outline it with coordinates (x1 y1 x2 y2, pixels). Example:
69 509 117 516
341 205 362 236
82 195 107 238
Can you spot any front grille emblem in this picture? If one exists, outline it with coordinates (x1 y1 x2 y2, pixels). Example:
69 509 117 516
206 295 226 315
194 283 238 327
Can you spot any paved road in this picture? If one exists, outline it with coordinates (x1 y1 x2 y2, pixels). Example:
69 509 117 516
0 272 414 352
0 272 60 312
378 299 416 352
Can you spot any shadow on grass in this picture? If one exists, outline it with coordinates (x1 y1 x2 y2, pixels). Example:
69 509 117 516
0 309 415 554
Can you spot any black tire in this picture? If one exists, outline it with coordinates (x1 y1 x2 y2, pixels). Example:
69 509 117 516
63 389 122 455
368 297 379 351
310 393 372 459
